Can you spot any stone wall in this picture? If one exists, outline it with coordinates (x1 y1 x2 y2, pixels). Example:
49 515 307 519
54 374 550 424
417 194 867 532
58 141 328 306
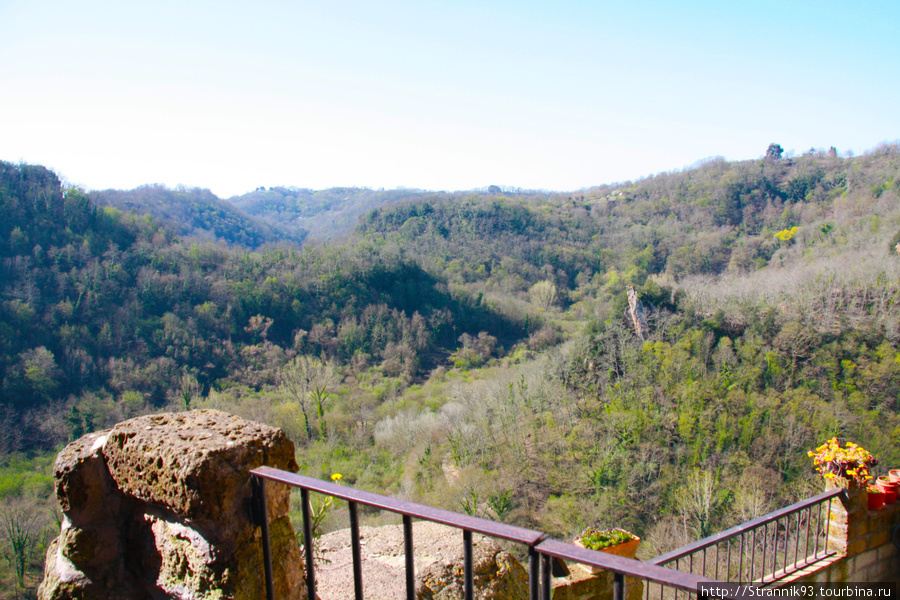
794 484 900 583
38 410 306 600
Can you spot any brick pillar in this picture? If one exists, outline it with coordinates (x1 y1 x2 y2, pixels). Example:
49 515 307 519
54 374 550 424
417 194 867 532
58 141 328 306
825 480 868 556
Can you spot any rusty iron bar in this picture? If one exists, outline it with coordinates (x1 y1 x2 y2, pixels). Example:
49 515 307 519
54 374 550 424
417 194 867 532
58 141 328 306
814 501 822 558
403 515 415 600
251 467 737 600
534 539 725 593
349 501 363 600
647 488 842 567
750 527 757 582
463 530 474 600
300 488 316 600
782 516 789 577
647 488 841 584
676 558 680 600
713 542 719 581
540 553 551 600
613 572 624 600
529 547 539 600
251 475 276 600
252 467 545 546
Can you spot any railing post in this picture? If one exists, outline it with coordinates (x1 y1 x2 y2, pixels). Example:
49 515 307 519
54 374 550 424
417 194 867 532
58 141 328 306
540 553 551 600
349 500 364 600
528 546 539 600
614 572 625 600
403 515 415 600
251 475 276 600
301 488 316 600
463 530 474 600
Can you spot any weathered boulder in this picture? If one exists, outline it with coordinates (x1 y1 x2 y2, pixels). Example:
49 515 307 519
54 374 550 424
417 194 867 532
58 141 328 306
314 521 529 600
39 409 305 600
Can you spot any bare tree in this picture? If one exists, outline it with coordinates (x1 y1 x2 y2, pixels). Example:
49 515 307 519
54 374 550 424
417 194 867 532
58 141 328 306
677 470 724 539
1 498 46 599
529 280 558 310
279 356 338 443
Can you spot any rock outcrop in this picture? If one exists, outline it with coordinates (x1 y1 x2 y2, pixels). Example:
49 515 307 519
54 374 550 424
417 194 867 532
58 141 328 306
38 409 305 600
314 521 528 600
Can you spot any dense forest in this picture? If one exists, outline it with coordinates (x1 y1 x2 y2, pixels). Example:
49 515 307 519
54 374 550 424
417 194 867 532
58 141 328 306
92 184 308 248
1 144 899 596
228 185 439 241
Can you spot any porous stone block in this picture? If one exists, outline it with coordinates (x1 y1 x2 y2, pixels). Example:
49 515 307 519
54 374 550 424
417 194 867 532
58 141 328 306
104 410 297 526
39 410 304 600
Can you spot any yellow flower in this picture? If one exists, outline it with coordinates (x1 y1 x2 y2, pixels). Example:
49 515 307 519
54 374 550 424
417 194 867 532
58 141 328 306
331 473 343 482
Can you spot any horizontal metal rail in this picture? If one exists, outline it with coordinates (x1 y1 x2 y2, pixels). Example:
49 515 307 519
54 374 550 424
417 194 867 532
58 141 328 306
647 488 843 586
536 538 723 590
250 466 736 600
252 466 545 545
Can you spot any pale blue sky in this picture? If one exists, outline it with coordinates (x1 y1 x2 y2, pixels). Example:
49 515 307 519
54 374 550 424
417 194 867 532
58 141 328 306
1 0 898 197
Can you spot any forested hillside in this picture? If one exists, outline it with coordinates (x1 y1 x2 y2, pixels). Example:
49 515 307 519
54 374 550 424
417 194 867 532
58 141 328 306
345 145 900 547
1 146 899 596
229 186 435 241
0 162 523 453
92 184 307 248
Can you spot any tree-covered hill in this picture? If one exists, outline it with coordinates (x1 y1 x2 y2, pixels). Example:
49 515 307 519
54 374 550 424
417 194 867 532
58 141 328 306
92 184 307 248
0 161 523 452
356 146 900 312
339 146 900 549
228 186 437 241
1 146 899 596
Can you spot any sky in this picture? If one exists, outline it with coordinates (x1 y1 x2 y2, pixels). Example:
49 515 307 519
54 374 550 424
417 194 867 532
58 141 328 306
1 0 898 198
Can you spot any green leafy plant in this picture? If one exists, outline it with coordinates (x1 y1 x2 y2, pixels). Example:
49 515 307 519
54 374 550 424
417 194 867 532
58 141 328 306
487 488 514 521
578 527 637 551
808 438 877 486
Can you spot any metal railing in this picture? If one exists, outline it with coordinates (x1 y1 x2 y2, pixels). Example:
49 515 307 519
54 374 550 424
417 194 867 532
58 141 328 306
250 466 731 600
646 488 843 589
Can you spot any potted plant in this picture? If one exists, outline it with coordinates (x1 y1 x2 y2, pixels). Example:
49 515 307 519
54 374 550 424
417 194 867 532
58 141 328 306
575 527 640 561
875 476 898 504
808 438 877 489
867 485 887 511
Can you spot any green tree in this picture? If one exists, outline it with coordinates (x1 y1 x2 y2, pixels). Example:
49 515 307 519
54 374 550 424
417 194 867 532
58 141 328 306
766 143 784 160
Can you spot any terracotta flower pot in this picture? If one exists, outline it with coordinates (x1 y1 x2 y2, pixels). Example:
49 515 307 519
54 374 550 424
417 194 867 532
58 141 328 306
876 477 898 504
574 528 641 572
888 469 900 483
867 487 886 511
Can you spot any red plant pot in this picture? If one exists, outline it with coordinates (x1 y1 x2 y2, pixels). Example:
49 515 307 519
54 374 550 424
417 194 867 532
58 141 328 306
876 477 898 504
867 487 886 511
889 469 900 483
